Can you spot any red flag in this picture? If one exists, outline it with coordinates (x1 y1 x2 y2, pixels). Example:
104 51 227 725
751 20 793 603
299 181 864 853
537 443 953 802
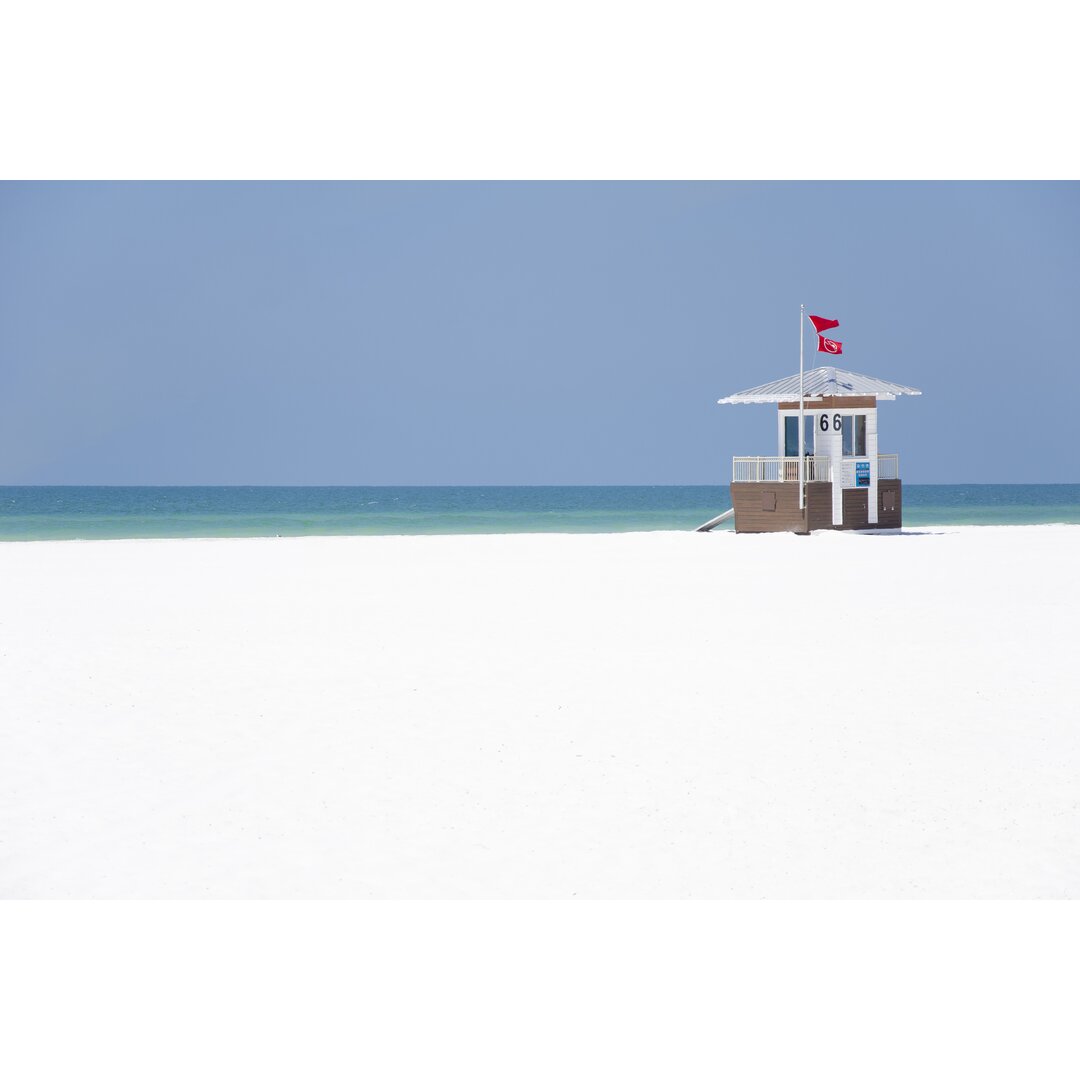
817 335 843 355
809 314 839 334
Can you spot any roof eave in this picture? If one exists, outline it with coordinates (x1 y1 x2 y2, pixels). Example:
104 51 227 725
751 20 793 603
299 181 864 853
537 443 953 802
718 394 899 404
717 389 921 405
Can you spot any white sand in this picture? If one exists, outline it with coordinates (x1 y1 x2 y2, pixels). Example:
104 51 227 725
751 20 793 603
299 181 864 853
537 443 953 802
2 525 1077 898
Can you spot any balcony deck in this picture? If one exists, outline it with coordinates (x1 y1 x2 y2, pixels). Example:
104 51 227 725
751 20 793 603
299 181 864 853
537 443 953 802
732 454 899 483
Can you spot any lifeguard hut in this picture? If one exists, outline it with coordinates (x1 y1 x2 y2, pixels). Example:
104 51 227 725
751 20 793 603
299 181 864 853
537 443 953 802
706 311 922 534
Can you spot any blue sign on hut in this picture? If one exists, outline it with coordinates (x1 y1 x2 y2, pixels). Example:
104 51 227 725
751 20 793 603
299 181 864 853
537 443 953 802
700 309 922 534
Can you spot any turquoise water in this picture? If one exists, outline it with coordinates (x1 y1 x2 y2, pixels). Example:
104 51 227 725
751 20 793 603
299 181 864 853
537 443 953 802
1 486 1078 541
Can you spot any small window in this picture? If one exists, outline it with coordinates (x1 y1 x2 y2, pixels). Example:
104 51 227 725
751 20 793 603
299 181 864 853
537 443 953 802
854 414 867 457
784 415 814 457
841 414 867 457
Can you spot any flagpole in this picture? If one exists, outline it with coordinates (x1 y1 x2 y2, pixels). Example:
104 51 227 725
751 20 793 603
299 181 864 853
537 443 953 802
799 303 805 511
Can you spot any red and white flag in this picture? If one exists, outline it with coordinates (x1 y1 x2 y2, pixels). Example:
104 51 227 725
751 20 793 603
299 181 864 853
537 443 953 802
808 314 839 334
817 335 843 355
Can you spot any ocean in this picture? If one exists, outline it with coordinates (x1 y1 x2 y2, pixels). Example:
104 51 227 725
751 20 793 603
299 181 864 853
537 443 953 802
1 485 1079 541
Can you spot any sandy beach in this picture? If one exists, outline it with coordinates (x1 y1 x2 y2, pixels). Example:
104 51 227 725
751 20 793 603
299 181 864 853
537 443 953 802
2 525 1077 898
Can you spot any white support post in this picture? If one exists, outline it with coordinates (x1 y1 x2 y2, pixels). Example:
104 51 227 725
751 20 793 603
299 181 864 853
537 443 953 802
798 304 805 510
867 407 879 524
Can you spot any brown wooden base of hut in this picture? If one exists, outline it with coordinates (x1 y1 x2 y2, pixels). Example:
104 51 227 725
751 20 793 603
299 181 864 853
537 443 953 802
730 480 902 534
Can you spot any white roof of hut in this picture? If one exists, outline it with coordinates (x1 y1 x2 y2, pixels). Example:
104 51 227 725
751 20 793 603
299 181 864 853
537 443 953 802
717 365 922 404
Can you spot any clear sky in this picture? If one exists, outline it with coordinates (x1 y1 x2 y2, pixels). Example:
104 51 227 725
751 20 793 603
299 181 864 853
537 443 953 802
1 181 1077 484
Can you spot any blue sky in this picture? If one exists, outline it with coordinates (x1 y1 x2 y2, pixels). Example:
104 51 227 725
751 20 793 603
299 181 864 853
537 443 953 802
1 181 1077 484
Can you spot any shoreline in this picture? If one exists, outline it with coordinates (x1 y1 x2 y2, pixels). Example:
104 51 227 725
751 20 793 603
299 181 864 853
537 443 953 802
2 520 1080 545
4 485 1079 543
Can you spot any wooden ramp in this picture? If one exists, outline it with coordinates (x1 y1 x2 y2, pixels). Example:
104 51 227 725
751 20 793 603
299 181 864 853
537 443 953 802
694 508 734 532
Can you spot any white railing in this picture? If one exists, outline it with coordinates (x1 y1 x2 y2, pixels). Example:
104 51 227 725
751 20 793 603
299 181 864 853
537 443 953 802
732 456 832 483
843 456 900 486
732 455 898 483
